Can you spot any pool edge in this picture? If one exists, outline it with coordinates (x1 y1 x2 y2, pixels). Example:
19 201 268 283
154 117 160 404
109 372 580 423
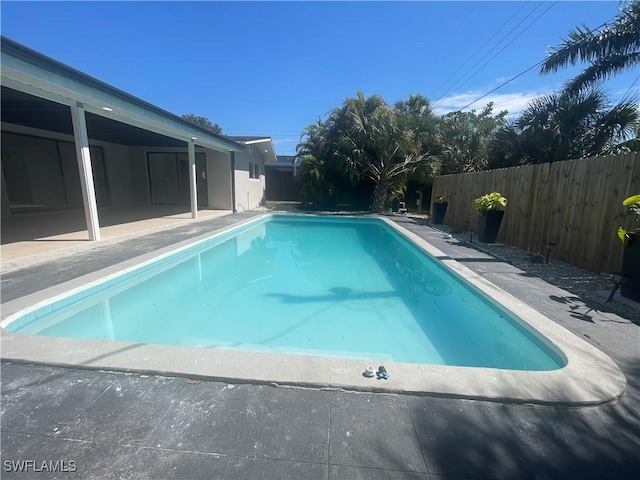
0 213 628 406
0 331 626 406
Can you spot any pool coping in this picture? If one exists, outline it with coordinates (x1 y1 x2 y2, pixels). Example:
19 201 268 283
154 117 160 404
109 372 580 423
0 213 627 406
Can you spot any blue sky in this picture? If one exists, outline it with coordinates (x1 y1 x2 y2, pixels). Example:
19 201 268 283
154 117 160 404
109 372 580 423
2 1 638 155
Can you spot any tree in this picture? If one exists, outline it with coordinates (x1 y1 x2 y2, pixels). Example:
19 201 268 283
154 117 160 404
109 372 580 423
182 113 222 134
295 120 338 207
394 94 441 158
540 0 640 93
295 92 441 212
487 89 639 167
296 155 335 208
336 93 438 212
438 103 507 173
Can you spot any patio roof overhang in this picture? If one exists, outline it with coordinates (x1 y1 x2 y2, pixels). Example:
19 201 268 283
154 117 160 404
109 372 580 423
0 36 245 153
227 136 278 163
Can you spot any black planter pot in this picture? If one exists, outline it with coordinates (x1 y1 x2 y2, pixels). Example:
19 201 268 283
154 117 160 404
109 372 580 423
621 232 640 302
432 202 448 225
477 210 504 244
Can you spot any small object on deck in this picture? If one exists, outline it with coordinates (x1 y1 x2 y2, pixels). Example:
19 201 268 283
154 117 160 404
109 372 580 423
545 242 557 263
607 273 627 303
376 365 389 380
363 365 376 378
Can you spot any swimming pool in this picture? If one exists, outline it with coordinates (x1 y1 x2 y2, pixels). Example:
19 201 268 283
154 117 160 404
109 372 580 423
3 215 563 370
0 214 626 404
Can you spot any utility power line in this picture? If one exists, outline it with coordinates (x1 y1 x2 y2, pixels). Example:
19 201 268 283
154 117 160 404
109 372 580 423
433 1 559 109
415 2 479 84
432 2 547 106
621 74 640 101
453 18 615 112
428 2 530 100
456 61 547 111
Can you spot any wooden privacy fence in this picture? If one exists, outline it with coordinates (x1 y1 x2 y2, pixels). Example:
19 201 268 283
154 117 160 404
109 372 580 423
431 152 640 273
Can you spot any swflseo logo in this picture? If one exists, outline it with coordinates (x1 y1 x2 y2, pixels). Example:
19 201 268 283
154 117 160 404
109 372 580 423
3 460 77 472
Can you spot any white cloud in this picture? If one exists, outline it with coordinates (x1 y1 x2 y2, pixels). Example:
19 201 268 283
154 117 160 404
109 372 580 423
433 89 553 117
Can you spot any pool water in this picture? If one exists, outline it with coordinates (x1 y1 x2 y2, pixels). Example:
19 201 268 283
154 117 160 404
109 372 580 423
5 216 564 370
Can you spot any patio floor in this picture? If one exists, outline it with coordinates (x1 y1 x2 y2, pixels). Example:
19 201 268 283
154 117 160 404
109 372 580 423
1 213 639 479
1 206 232 270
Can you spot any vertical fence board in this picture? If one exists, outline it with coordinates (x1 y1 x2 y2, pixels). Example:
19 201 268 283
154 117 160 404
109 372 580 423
429 153 638 273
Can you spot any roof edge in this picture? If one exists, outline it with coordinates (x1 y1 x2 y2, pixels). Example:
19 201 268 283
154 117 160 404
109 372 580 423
1 36 244 151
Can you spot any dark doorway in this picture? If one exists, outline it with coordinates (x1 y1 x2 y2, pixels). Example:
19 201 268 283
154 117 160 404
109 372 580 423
147 152 207 207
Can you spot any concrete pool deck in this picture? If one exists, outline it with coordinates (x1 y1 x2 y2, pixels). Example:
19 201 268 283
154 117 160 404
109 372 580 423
2 211 640 478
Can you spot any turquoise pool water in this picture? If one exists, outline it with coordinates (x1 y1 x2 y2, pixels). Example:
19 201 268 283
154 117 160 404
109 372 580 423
5 216 564 370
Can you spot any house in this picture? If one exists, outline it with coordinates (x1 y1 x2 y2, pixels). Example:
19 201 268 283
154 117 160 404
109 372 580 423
226 136 278 211
0 36 270 243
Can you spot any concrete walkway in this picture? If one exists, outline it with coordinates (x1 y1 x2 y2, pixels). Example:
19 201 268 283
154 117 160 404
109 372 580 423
2 213 640 479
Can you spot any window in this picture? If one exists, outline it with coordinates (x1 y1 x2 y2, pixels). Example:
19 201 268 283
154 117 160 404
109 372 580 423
249 161 260 179
1 132 109 212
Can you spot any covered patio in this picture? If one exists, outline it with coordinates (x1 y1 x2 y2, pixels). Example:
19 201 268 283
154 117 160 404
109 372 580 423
1 36 244 264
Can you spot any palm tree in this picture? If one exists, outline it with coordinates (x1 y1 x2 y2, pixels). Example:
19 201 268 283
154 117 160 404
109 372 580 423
540 0 640 93
296 93 442 212
487 89 639 166
296 155 335 208
337 94 434 212
295 120 337 207
394 94 441 157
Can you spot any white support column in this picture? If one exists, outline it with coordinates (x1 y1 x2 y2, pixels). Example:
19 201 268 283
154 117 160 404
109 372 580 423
70 103 101 241
188 139 198 219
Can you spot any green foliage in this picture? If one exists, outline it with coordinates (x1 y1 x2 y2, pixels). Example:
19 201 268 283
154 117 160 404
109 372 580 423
296 155 335 208
619 194 640 243
182 113 222 134
618 227 629 243
489 1 640 167
487 90 639 167
473 192 507 212
540 0 640 93
438 103 507 174
296 92 441 212
623 194 640 214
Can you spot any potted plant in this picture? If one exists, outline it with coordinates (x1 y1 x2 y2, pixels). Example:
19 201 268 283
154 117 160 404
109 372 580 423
473 192 507 243
432 193 448 225
618 194 640 302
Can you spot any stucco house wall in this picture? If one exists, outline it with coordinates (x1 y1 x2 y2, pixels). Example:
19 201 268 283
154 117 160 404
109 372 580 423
205 149 233 210
234 146 265 211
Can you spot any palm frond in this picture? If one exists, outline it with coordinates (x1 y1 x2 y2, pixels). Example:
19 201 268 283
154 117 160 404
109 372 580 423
541 26 600 74
565 52 640 93
540 0 640 92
